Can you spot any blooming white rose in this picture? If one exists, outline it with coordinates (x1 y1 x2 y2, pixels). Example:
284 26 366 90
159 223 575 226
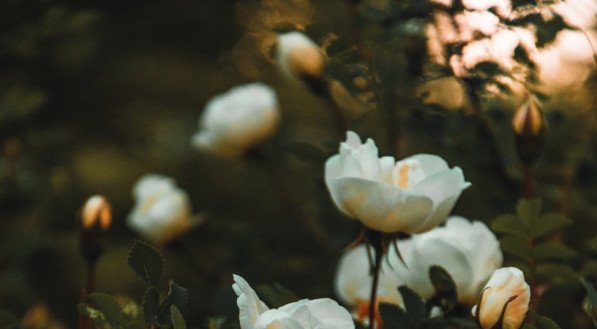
388 216 503 304
192 83 280 158
127 174 197 244
276 32 324 81
233 274 355 329
472 267 531 329
324 131 470 233
335 245 403 326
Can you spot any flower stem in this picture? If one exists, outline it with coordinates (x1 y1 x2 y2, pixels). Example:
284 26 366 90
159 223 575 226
79 260 96 329
368 230 383 329
522 165 534 198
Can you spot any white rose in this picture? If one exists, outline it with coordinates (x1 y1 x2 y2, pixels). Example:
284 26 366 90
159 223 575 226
472 267 531 329
324 131 471 233
192 83 280 158
276 32 324 81
388 216 503 304
233 274 355 329
335 245 403 326
127 174 196 244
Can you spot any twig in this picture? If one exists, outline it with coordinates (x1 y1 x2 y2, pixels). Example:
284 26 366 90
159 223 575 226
367 230 383 329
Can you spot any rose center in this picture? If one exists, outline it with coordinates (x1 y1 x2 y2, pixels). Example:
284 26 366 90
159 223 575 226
393 160 424 189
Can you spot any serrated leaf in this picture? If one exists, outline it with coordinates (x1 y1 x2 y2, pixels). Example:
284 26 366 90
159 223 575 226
500 236 531 260
532 213 571 239
127 240 164 286
171 305 187 329
143 286 160 325
379 303 412 329
428 265 458 313
157 281 188 325
399 285 426 327
533 312 562 329
532 242 577 261
492 214 529 237
516 198 542 229
89 292 124 325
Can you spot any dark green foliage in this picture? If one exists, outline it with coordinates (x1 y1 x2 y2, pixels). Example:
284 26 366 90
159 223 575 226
143 286 160 325
256 282 299 308
492 198 576 283
171 305 187 329
581 279 597 326
128 240 165 287
89 292 124 326
0 310 19 329
428 266 458 314
156 281 188 325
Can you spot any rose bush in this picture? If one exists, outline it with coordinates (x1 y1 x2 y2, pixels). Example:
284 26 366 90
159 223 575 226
325 131 471 233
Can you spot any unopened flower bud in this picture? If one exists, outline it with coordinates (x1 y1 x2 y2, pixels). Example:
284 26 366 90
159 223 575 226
276 32 327 95
512 95 548 165
79 195 111 263
472 267 530 329
81 195 112 231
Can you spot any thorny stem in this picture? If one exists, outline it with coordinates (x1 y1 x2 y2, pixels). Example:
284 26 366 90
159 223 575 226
79 260 96 329
367 230 383 329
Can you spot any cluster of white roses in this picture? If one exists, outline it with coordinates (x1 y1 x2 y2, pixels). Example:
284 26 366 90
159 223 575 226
120 28 534 329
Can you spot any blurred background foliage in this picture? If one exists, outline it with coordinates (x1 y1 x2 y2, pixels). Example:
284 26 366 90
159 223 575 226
0 0 595 328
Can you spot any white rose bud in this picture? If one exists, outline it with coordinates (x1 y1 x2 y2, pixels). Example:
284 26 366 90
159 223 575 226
388 216 503 304
233 274 355 329
127 174 196 244
335 245 403 326
472 267 531 329
276 32 325 81
192 83 280 158
81 195 112 231
325 131 470 233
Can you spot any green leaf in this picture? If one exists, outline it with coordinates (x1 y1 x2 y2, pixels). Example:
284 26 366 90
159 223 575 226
446 317 478 328
157 281 188 325
492 214 529 237
171 305 187 329
127 240 164 286
532 213 572 239
89 292 124 325
399 285 426 327
532 242 578 262
379 303 412 329
428 265 458 313
533 312 562 329
500 236 531 260
143 286 160 325
516 198 542 229
581 279 597 324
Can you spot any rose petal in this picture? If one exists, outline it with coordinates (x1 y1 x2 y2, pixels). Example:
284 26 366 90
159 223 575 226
406 168 470 233
327 177 433 233
233 274 270 329
404 154 449 177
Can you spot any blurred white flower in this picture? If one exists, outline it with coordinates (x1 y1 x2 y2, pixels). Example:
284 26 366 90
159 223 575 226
335 245 403 326
472 267 531 329
461 0 511 17
276 32 324 81
192 83 280 158
233 274 355 329
388 216 503 304
325 131 470 233
127 174 198 244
